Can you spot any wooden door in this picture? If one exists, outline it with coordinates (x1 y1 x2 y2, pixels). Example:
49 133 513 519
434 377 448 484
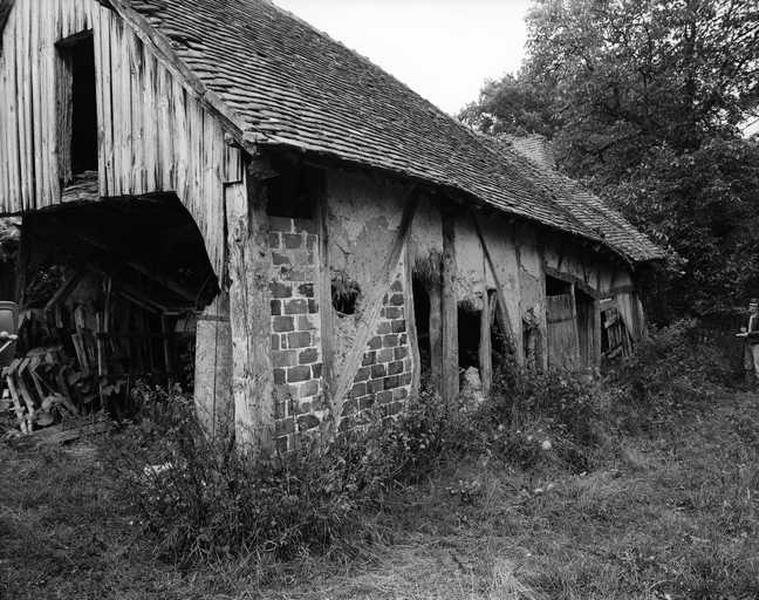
547 293 579 369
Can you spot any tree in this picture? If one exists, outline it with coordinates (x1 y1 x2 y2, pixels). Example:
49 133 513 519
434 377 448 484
462 0 759 321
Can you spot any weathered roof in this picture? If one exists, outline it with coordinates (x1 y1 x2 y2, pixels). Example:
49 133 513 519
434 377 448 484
84 1 668 262
499 135 665 263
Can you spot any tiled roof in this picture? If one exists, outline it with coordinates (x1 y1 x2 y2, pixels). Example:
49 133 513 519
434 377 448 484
127 1 661 262
499 135 665 263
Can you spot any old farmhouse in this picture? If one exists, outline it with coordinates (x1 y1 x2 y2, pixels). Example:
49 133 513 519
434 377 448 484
0 0 662 450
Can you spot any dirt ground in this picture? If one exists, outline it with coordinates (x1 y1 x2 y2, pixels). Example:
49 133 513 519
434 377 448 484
1 391 758 599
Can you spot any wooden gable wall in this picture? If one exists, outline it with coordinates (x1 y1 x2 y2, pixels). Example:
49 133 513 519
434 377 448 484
0 0 242 276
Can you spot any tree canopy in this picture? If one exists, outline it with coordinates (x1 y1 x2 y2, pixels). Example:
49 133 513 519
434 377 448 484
461 0 759 320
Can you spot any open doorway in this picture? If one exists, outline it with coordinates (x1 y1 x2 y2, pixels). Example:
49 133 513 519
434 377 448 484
9 195 217 430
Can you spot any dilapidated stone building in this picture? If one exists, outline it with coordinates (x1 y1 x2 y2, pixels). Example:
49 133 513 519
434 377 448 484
0 0 662 450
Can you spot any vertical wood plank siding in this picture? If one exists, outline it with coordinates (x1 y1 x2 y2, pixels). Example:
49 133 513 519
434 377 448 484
0 0 237 277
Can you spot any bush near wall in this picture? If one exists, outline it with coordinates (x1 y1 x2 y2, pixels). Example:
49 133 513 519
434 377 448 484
106 319 732 564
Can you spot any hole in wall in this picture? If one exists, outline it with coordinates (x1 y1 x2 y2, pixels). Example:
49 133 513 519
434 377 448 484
457 301 481 369
412 276 431 377
546 274 572 296
57 31 98 182
266 161 317 219
331 271 361 315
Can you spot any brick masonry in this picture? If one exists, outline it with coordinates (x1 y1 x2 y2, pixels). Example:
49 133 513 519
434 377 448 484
267 217 415 451
268 217 325 453
340 273 413 432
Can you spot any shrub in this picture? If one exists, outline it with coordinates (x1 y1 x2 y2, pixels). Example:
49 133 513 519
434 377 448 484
105 383 472 564
481 361 603 471
606 319 732 430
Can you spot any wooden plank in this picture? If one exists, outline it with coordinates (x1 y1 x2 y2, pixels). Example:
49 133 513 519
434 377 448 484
93 3 107 195
128 30 144 194
593 298 602 368
428 277 443 392
226 170 274 454
0 61 9 208
99 7 115 195
194 292 233 440
157 64 173 190
472 212 519 361
404 241 421 398
314 171 335 406
172 77 187 202
546 293 579 369
8 13 20 211
17 0 32 210
117 19 132 196
108 15 123 195
106 0 249 152
479 288 492 397
143 49 157 192
2 21 16 211
40 2 59 207
30 0 42 207
441 208 459 403
331 186 419 431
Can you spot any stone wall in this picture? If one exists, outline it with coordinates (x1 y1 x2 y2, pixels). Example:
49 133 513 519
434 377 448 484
268 217 325 453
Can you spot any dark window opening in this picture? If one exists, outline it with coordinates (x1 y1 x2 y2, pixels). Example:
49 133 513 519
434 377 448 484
331 272 360 315
412 276 431 377
267 161 317 219
546 274 571 296
457 302 481 369
58 32 98 179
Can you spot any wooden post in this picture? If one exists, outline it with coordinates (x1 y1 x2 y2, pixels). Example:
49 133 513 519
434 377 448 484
428 278 443 392
225 167 274 454
570 282 581 368
593 298 602 370
194 292 233 440
472 213 520 363
479 289 493 396
404 243 421 398
315 175 335 409
441 209 459 403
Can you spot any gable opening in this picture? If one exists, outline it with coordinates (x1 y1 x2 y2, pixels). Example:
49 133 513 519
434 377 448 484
57 32 98 185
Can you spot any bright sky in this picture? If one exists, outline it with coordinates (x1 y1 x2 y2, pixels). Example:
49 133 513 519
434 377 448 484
272 0 532 115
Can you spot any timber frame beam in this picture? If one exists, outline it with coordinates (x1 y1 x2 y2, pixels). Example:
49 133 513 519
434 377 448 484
225 162 275 454
328 185 419 434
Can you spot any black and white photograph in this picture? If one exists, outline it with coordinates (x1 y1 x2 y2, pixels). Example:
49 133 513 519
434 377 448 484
0 0 757 597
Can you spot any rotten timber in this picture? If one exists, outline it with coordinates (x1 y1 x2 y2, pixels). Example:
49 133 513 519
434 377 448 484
225 168 274 454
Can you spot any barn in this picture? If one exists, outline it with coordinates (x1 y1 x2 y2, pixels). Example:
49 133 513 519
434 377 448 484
0 0 662 451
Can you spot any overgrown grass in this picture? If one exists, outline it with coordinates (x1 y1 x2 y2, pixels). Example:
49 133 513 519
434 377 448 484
1 320 757 598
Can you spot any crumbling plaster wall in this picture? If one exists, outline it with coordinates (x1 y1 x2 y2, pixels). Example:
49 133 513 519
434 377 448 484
325 170 414 424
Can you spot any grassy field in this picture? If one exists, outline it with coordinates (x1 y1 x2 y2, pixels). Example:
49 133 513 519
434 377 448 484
1 391 758 599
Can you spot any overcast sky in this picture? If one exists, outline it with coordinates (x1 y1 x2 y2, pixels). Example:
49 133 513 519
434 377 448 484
272 0 532 115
